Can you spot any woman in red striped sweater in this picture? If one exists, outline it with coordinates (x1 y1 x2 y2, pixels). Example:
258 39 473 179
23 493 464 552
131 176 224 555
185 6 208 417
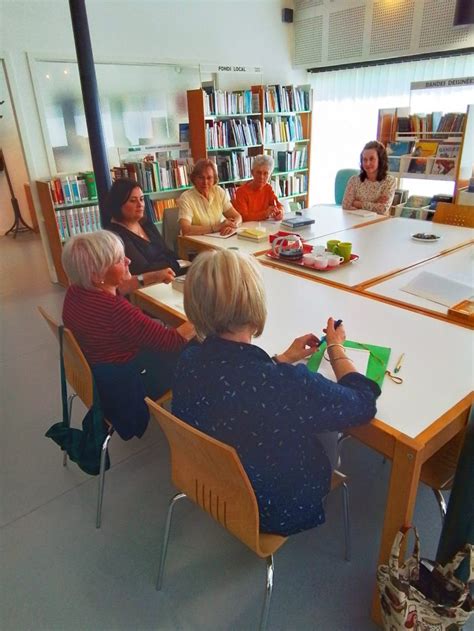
62 230 194 439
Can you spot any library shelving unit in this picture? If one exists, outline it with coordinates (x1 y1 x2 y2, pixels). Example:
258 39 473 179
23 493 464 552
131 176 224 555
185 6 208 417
262 84 313 209
186 86 264 198
377 104 473 217
36 179 100 286
186 84 313 206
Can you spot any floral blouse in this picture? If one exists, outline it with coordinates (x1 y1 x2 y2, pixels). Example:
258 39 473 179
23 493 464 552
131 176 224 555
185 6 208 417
342 175 396 215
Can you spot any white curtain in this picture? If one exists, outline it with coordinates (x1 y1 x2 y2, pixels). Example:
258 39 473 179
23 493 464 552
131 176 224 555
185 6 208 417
308 54 474 204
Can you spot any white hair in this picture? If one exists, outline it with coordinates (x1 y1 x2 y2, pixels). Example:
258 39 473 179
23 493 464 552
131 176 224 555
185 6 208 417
62 230 124 289
252 154 274 172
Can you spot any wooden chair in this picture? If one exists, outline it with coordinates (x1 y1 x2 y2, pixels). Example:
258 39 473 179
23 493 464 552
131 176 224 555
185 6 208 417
419 429 467 521
38 306 113 528
147 398 351 631
432 202 474 227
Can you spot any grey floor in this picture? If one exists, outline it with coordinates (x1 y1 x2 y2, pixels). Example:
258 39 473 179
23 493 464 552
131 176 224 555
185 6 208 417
0 234 450 631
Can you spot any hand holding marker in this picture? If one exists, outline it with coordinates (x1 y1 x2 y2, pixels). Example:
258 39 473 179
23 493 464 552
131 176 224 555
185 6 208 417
319 319 343 346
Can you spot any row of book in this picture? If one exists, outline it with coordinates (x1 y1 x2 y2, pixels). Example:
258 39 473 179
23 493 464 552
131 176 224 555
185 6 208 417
213 152 251 183
263 85 310 113
264 116 304 144
387 140 460 177
270 148 308 172
112 157 194 193
206 118 263 149
271 173 308 198
396 112 466 137
49 172 97 206
55 205 102 241
146 197 177 223
204 89 260 116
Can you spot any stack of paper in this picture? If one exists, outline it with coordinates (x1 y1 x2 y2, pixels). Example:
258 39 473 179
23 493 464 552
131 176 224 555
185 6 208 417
401 271 474 307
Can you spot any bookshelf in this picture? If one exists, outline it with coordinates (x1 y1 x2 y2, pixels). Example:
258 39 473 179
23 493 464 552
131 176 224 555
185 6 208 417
377 104 473 203
187 84 313 206
36 179 101 286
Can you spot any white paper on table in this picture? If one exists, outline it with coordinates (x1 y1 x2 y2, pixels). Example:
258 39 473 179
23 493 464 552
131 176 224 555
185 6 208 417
345 209 377 217
318 347 370 382
204 230 238 239
401 271 474 307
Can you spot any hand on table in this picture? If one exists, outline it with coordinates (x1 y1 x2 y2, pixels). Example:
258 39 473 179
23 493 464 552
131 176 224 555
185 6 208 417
351 200 363 209
275 333 320 364
219 219 238 235
267 205 283 221
153 268 176 284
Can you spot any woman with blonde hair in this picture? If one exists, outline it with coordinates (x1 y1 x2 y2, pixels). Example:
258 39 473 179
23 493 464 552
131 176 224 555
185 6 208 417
178 158 242 236
62 230 194 439
172 249 380 535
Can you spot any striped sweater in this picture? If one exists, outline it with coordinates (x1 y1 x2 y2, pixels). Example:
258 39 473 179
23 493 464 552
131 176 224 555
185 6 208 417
62 285 185 365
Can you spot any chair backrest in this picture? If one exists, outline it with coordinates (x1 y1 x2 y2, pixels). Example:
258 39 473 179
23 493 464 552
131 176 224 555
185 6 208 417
334 168 358 205
38 306 94 408
146 398 284 557
432 202 474 227
162 207 180 253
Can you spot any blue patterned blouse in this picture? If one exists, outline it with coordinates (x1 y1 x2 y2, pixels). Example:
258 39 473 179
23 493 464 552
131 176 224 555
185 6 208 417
172 336 380 536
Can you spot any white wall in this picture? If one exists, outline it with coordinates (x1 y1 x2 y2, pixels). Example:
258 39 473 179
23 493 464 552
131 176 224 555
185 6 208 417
0 0 306 275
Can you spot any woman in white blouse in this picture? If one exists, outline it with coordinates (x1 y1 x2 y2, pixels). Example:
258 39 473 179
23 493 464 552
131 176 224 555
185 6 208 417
342 140 396 216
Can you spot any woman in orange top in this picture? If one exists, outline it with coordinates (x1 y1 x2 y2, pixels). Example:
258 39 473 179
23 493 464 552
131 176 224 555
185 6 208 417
233 154 284 222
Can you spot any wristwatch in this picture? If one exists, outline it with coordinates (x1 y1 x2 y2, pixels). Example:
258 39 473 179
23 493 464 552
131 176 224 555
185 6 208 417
137 274 145 287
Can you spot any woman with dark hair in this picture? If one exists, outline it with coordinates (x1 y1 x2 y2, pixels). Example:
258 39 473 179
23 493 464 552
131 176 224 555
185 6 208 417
106 178 184 292
342 140 396 215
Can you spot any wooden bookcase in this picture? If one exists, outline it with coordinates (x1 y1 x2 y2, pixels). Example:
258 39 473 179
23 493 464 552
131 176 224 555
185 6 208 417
187 84 313 208
36 179 100 286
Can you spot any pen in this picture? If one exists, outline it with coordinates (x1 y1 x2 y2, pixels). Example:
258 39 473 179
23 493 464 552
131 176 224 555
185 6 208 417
319 319 343 346
394 353 405 374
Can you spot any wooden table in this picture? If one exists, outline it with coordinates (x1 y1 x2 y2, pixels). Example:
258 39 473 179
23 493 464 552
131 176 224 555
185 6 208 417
362 244 474 327
259 217 474 290
135 265 473 627
177 204 387 260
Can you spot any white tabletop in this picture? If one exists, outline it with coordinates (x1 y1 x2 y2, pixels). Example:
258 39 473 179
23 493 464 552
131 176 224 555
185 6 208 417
260 217 474 288
180 205 386 255
365 244 474 317
137 265 473 439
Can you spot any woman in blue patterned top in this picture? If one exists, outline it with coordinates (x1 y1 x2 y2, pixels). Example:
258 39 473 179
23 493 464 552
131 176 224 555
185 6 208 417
172 250 380 536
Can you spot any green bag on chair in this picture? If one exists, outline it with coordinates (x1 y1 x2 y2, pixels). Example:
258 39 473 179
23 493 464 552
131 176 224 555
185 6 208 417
45 326 110 476
377 527 473 630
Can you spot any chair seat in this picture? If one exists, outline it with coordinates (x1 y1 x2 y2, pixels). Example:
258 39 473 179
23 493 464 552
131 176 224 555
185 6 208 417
420 431 465 491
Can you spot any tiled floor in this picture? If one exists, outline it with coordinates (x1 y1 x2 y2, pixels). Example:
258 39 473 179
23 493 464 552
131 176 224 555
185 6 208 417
0 234 449 630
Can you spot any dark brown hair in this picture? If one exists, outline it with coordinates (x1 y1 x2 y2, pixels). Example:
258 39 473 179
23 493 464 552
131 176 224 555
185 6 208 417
104 178 143 225
359 140 388 182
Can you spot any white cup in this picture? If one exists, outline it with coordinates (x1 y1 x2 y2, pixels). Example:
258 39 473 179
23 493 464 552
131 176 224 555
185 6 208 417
303 253 315 267
326 254 344 267
313 255 328 270
312 245 326 256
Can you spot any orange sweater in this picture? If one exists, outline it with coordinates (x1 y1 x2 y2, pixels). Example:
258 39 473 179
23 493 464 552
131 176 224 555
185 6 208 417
233 182 279 222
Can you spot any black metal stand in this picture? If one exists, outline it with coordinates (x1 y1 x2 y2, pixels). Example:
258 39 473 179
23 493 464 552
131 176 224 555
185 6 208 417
1 149 34 238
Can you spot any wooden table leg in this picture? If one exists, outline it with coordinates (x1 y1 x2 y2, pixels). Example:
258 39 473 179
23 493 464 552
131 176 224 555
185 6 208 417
371 435 424 626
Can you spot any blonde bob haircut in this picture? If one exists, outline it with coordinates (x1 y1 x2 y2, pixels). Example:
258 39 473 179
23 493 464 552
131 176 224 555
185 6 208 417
184 249 267 341
190 158 219 186
62 230 124 289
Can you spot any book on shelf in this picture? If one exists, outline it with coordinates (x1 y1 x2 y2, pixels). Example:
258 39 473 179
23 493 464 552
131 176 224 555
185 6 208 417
55 205 101 241
271 147 308 172
431 143 460 177
272 172 308 198
213 151 251 182
113 154 194 193
264 115 303 144
263 85 310 113
203 89 260 117
392 189 409 206
206 118 263 149
179 123 189 143
49 173 97 206
147 197 178 223
386 141 413 172
408 141 439 174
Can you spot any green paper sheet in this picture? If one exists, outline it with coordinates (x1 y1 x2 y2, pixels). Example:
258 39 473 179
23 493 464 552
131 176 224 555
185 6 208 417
307 340 391 388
